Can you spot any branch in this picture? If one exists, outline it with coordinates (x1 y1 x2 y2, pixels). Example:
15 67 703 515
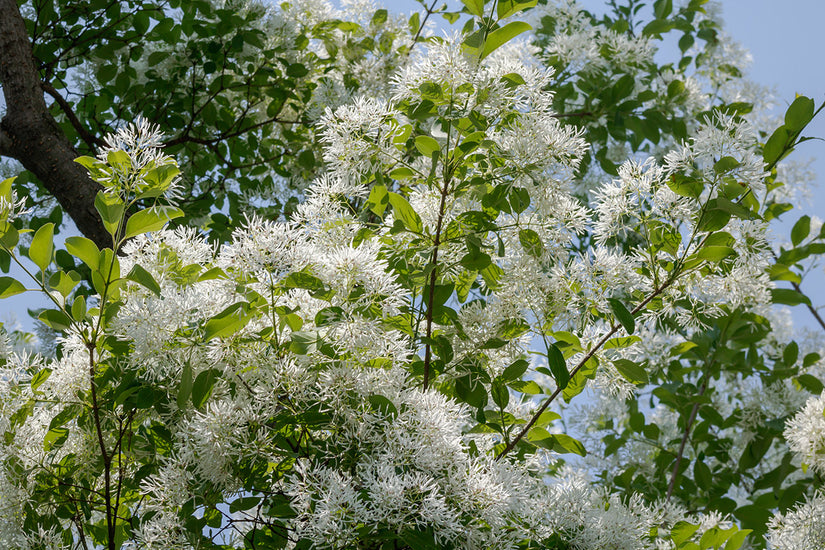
422 177 449 390
792 280 825 334
496 280 674 460
40 81 105 149
409 0 439 50
666 376 708 500
162 114 306 149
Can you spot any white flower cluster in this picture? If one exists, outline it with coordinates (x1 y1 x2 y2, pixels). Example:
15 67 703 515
784 391 825 475
767 492 825 550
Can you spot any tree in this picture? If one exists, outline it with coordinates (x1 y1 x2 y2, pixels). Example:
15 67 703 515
0 0 824 548
1 0 409 246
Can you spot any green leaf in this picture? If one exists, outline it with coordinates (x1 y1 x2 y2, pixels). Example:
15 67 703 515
290 331 321 355
491 378 509 409
771 288 811 306
456 270 476 303
672 521 700 545
94 192 125 237
49 270 81 298
459 0 485 17
203 302 252 340
501 359 529 382
667 174 703 199
518 228 544 257
414 135 441 157
65 236 101 270
124 206 184 239
140 164 181 198
44 426 70 452
697 209 731 232
365 184 389 217
784 95 815 133
497 0 537 19
500 72 526 88
96 64 118 82
0 276 26 298
48 404 80 430
784 340 799 365
693 459 712 488
178 362 194 409
29 223 54 272
563 357 597 402
107 150 132 174
546 343 569 389
713 156 741 175
763 126 790 166
388 192 423 233
126 264 162 296
368 395 398 417
667 79 685 98
71 295 86 322
481 22 531 59
38 309 73 331
613 359 648 384
552 433 586 456
608 298 635 334
281 271 325 293
791 215 811 246
642 18 672 36
724 530 751 550
696 245 736 262
796 374 824 394
732 505 771 532
508 380 543 394
767 264 802 284
229 496 261 514
529 429 586 455
191 369 217 409
653 0 673 18
30 368 52 391
460 250 491 271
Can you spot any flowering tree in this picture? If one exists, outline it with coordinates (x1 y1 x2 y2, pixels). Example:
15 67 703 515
0 0 824 549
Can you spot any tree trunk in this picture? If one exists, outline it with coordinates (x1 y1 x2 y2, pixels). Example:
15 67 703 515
0 0 109 248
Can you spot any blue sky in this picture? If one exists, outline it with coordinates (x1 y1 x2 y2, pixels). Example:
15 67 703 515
703 0 825 330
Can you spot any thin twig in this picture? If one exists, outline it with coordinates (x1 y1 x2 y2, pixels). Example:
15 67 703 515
40 81 106 149
409 0 439 50
665 376 708 500
496 280 673 460
792 280 825 333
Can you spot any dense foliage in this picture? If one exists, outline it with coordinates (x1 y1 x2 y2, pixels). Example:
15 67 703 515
0 0 824 549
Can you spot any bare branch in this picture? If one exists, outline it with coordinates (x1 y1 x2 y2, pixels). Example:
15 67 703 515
40 81 105 149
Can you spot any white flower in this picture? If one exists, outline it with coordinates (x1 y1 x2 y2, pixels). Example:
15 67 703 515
784 391 825 475
320 97 403 179
767 491 825 550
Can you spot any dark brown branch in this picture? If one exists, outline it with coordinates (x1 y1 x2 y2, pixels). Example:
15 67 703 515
792 280 825 334
666 376 708 500
422 153 453 391
40 81 105 149
410 0 439 49
86 343 115 550
162 114 306 149
496 281 673 460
